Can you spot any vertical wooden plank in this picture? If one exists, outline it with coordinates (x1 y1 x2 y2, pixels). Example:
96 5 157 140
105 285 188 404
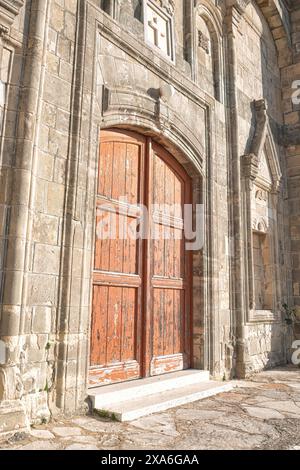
109 212 124 273
112 142 126 201
166 226 174 279
174 174 182 208
126 143 140 205
173 289 182 354
95 210 107 272
165 165 175 212
121 288 137 362
174 227 182 278
153 223 164 277
106 286 122 364
153 153 165 206
153 289 164 356
98 142 114 198
164 289 174 355
90 286 109 366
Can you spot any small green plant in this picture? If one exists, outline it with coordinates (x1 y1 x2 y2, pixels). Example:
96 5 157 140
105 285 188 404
44 381 50 393
282 303 296 326
94 409 117 421
94 409 110 419
45 342 51 351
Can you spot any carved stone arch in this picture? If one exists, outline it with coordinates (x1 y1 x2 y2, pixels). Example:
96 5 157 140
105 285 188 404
228 0 292 68
101 108 205 177
195 1 224 102
101 88 206 176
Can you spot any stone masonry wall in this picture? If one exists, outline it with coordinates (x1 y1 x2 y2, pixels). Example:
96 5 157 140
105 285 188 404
235 2 290 374
0 0 298 435
282 0 300 340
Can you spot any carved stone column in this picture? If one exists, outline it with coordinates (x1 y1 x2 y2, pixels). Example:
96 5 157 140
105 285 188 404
225 4 248 378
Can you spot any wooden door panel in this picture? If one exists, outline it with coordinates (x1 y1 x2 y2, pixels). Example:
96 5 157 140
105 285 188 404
89 131 145 387
98 140 140 203
94 208 139 274
149 143 191 377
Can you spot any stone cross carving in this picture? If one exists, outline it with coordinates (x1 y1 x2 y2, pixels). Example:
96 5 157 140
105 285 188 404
146 5 169 54
148 15 166 48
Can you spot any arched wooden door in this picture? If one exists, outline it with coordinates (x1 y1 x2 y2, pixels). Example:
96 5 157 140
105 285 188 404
89 130 192 387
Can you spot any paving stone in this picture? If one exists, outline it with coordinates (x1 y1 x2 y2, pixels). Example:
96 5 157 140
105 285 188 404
260 401 300 417
61 435 98 444
72 417 122 433
211 414 280 439
175 409 225 421
243 406 285 420
17 441 61 451
98 435 123 449
121 431 173 450
52 426 82 437
178 424 266 450
129 414 179 437
30 429 56 439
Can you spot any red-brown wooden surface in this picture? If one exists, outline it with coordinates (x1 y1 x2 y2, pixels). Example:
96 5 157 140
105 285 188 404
89 130 192 387
146 142 192 377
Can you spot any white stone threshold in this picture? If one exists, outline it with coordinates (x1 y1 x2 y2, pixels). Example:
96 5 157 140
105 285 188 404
89 370 234 422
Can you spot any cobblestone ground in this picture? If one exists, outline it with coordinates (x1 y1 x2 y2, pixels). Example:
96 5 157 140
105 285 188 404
1 366 300 451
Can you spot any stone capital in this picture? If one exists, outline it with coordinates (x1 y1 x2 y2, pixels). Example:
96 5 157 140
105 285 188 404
0 0 24 35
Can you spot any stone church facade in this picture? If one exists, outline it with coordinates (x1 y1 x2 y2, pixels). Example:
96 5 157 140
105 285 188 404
0 0 299 435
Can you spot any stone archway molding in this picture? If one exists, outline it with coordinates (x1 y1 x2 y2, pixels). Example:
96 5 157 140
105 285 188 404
101 86 206 177
227 0 292 67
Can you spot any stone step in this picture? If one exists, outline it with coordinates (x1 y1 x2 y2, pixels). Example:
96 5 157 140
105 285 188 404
93 381 234 422
89 370 210 408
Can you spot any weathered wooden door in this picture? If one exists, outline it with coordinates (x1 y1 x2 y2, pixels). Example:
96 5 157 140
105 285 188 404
89 130 192 387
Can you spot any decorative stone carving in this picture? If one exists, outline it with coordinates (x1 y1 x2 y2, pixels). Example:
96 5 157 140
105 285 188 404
198 31 210 54
242 99 282 192
252 217 268 234
144 0 175 61
242 99 282 322
255 189 268 203
155 0 175 16
0 0 24 35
